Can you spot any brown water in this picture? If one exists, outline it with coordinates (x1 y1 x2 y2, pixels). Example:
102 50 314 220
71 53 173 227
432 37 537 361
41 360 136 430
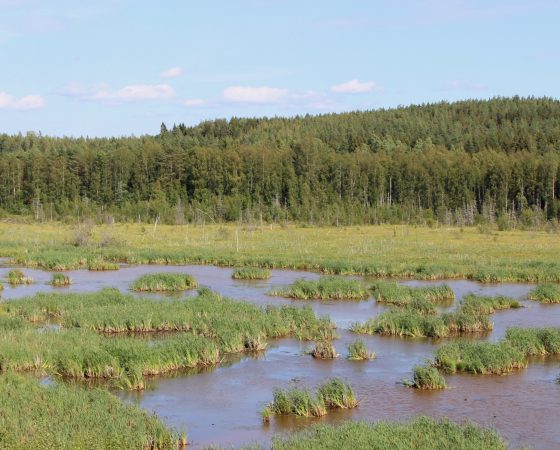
1 263 559 449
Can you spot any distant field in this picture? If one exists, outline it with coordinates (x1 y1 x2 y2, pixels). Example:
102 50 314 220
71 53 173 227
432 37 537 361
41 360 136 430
1 222 559 282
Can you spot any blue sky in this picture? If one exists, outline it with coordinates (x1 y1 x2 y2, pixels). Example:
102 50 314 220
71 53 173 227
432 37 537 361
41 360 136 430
1 0 559 137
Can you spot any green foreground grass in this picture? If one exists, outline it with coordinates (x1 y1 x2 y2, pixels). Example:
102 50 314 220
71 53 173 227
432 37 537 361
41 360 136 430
0 288 333 388
2 223 560 283
270 416 508 450
0 373 178 450
529 284 560 303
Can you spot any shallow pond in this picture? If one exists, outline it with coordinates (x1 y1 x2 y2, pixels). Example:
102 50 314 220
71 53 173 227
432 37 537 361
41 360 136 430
1 263 559 449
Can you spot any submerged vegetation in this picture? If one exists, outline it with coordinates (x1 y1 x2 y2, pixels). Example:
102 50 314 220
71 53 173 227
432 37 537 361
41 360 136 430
232 267 272 280
270 276 369 300
50 273 72 287
271 416 509 450
0 372 178 449
131 273 198 292
529 284 560 304
346 339 375 360
263 378 357 419
7 269 33 285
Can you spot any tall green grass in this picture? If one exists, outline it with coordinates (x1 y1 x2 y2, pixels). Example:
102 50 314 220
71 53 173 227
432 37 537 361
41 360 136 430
371 281 454 306
263 378 357 419
0 288 334 388
529 284 560 303
87 259 120 271
350 309 492 338
271 417 508 450
270 276 369 300
232 267 272 280
7 269 33 285
310 341 339 359
130 273 198 292
403 366 447 390
0 372 178 449
460 294 521 315
434 341 527 374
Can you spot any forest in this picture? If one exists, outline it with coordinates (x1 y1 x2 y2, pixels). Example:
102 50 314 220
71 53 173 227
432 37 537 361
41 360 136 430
0 96 559 226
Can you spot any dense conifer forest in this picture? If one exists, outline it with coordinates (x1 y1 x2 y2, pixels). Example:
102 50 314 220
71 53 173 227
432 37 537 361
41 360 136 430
1 96 559 226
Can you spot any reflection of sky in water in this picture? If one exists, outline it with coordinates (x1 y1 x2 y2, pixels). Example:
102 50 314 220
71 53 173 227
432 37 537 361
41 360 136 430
1 263 559 450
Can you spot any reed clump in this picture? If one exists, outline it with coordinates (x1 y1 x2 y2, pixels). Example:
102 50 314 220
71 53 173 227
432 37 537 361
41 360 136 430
131 273 198 292
270 276 369 300
50 273 72 287
263 378 357 419
0 372 177 449
7 269 33 285
271 416 508 449
403 365 447 390
529 284 560 303
346 339 375 360
232 267 272 280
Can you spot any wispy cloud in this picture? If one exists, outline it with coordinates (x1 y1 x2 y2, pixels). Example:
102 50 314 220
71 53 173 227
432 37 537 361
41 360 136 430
0 91 45 110
62 82 175 103
330 79 382 94
160 67 183 78
222 86 289 104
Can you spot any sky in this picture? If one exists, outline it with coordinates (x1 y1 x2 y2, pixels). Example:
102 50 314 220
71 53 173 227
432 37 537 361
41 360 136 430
0 0 559 137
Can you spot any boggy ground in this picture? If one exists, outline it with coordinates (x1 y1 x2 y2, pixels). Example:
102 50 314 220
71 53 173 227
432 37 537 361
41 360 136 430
1 262 560 448
1 222 560 282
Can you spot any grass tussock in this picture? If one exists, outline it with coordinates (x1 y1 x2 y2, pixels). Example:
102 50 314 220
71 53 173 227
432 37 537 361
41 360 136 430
403 366 447 390
372 281 454 307
310 341 339 359
131 273 198 292
346 339 375 360
270 276 369 300
7 269 33 285
460 294 521 315
87 260 120 271
263 378 356 419
232 267 272 280
350 309 492 338
271 416 509 450
50 273 72 287
434 341 527 374
0 372 178 449
529 284 560 303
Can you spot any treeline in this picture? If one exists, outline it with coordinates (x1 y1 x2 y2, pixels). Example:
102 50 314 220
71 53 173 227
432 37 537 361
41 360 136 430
0 96 559 226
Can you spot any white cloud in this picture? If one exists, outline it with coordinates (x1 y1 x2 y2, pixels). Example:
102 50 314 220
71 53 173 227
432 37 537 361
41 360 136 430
160 67 183 78
0 92 45 110
330 79 381 94
63 83 175 103
177 98 208 107
223 86 289 104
